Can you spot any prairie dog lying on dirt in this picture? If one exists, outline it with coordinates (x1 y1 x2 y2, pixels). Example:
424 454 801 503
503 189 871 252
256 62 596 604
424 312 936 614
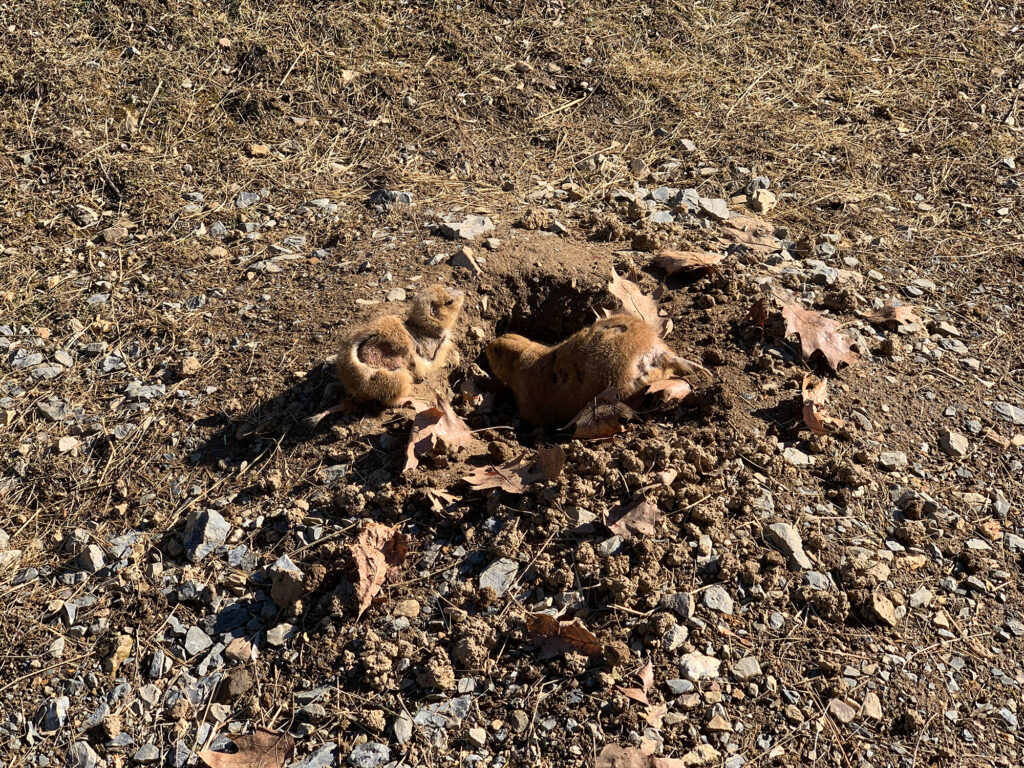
333 283 464 406
487 314 708 427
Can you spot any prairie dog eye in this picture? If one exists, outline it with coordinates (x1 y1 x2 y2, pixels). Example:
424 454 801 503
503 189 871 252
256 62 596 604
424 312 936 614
445 298 454 306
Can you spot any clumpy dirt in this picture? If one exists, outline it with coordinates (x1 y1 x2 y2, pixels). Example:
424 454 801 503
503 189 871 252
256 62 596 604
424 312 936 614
2 1 1024 768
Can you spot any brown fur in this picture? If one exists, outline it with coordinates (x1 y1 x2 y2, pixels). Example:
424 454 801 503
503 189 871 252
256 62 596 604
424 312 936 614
487 314 708 427
333 284 464 406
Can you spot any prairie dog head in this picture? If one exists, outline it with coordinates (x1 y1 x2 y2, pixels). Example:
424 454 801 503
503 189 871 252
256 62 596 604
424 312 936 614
408 283 464 336
486 334 545 385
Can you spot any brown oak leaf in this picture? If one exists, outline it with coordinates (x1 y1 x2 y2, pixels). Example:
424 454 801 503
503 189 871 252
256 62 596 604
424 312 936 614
566 388 635 439
462 446 566 494
527 613 603 658
772 286 859 370
197 728 295 768
604 498 660 539
347 521 407 618
646 378 692 401
801 374 846 436
716 214 779 253
609 267 670 333
597 744 689 768
654 250 725 275
403 394 476 472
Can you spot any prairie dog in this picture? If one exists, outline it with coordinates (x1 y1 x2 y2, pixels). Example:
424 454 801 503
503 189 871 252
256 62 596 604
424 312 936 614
335 315 418 406
406 283 464 376
333 284 464 406
487 314 708 427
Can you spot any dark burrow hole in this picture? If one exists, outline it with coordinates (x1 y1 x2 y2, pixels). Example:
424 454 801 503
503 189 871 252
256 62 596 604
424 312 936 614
491 270 612 345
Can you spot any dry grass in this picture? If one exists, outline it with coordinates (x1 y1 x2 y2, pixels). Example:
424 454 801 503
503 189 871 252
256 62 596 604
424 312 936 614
1 0 1023 763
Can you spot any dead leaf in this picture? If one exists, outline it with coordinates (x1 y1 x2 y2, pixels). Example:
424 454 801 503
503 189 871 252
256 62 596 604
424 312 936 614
346 521 407 618
801 374 846 436
566 388 635 439
609 267 669 333
861 303 923 329
772 286 859 370
604 498 660 539
197 728 295 768
459 378 496 414
403 394 476 472
646 378 692 401
461 446 566 494
424 488 459 515
654 250 725 275
717 214 780 253
618 659 656 705
643 703 668 729
527 613 603 658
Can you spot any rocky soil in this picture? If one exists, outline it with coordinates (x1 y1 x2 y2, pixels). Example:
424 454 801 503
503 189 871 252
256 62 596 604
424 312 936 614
1 2 1023 768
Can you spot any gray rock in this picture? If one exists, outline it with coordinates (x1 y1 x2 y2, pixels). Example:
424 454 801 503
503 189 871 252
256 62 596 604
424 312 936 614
10 349 43 368
38 696 70 731
783 446 813 467
438 215 494 241
595 536 624 557
703 585 733 615
994 402 1024 426
391 711 414 744
236 190 261 208
369 190 413 206
184 626 213 657
663 624 689 652
100 353 126 372
938 338 969 355
878 451 908 471
1004 532 1024 552
68 741 99 768
731 656 762 681
32 365 63 380
479 558 517 596
659 592 694 620
999 707 1018 731
347 742 390 768
908 587 933 608
666 678 694 695
698 197 730 221
125 381 166 400
133 744 160 764
182 508 231 561
266 622 295 647
804 571 832 590
679 651 720 682
763 522 813 570
939 430 969 457
77 544 106 572
293 744 340 768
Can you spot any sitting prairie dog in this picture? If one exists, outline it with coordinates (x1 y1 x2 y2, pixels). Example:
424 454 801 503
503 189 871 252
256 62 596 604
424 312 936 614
333 283 464 406
487 314 709 427
406 283 464 376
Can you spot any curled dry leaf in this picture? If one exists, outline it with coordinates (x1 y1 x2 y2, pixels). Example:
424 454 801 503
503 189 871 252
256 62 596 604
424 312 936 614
347 521 407 618
646 378 692 401
403 394 476 472
771 285 859 370
861 303 923 330
608 267 670 334
462 446 566 494
604 498 660 539
527 613 603 659
197 728 295 768
654 250 725 275
618 659 655 704
801 374 846 436
566 388 635 440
